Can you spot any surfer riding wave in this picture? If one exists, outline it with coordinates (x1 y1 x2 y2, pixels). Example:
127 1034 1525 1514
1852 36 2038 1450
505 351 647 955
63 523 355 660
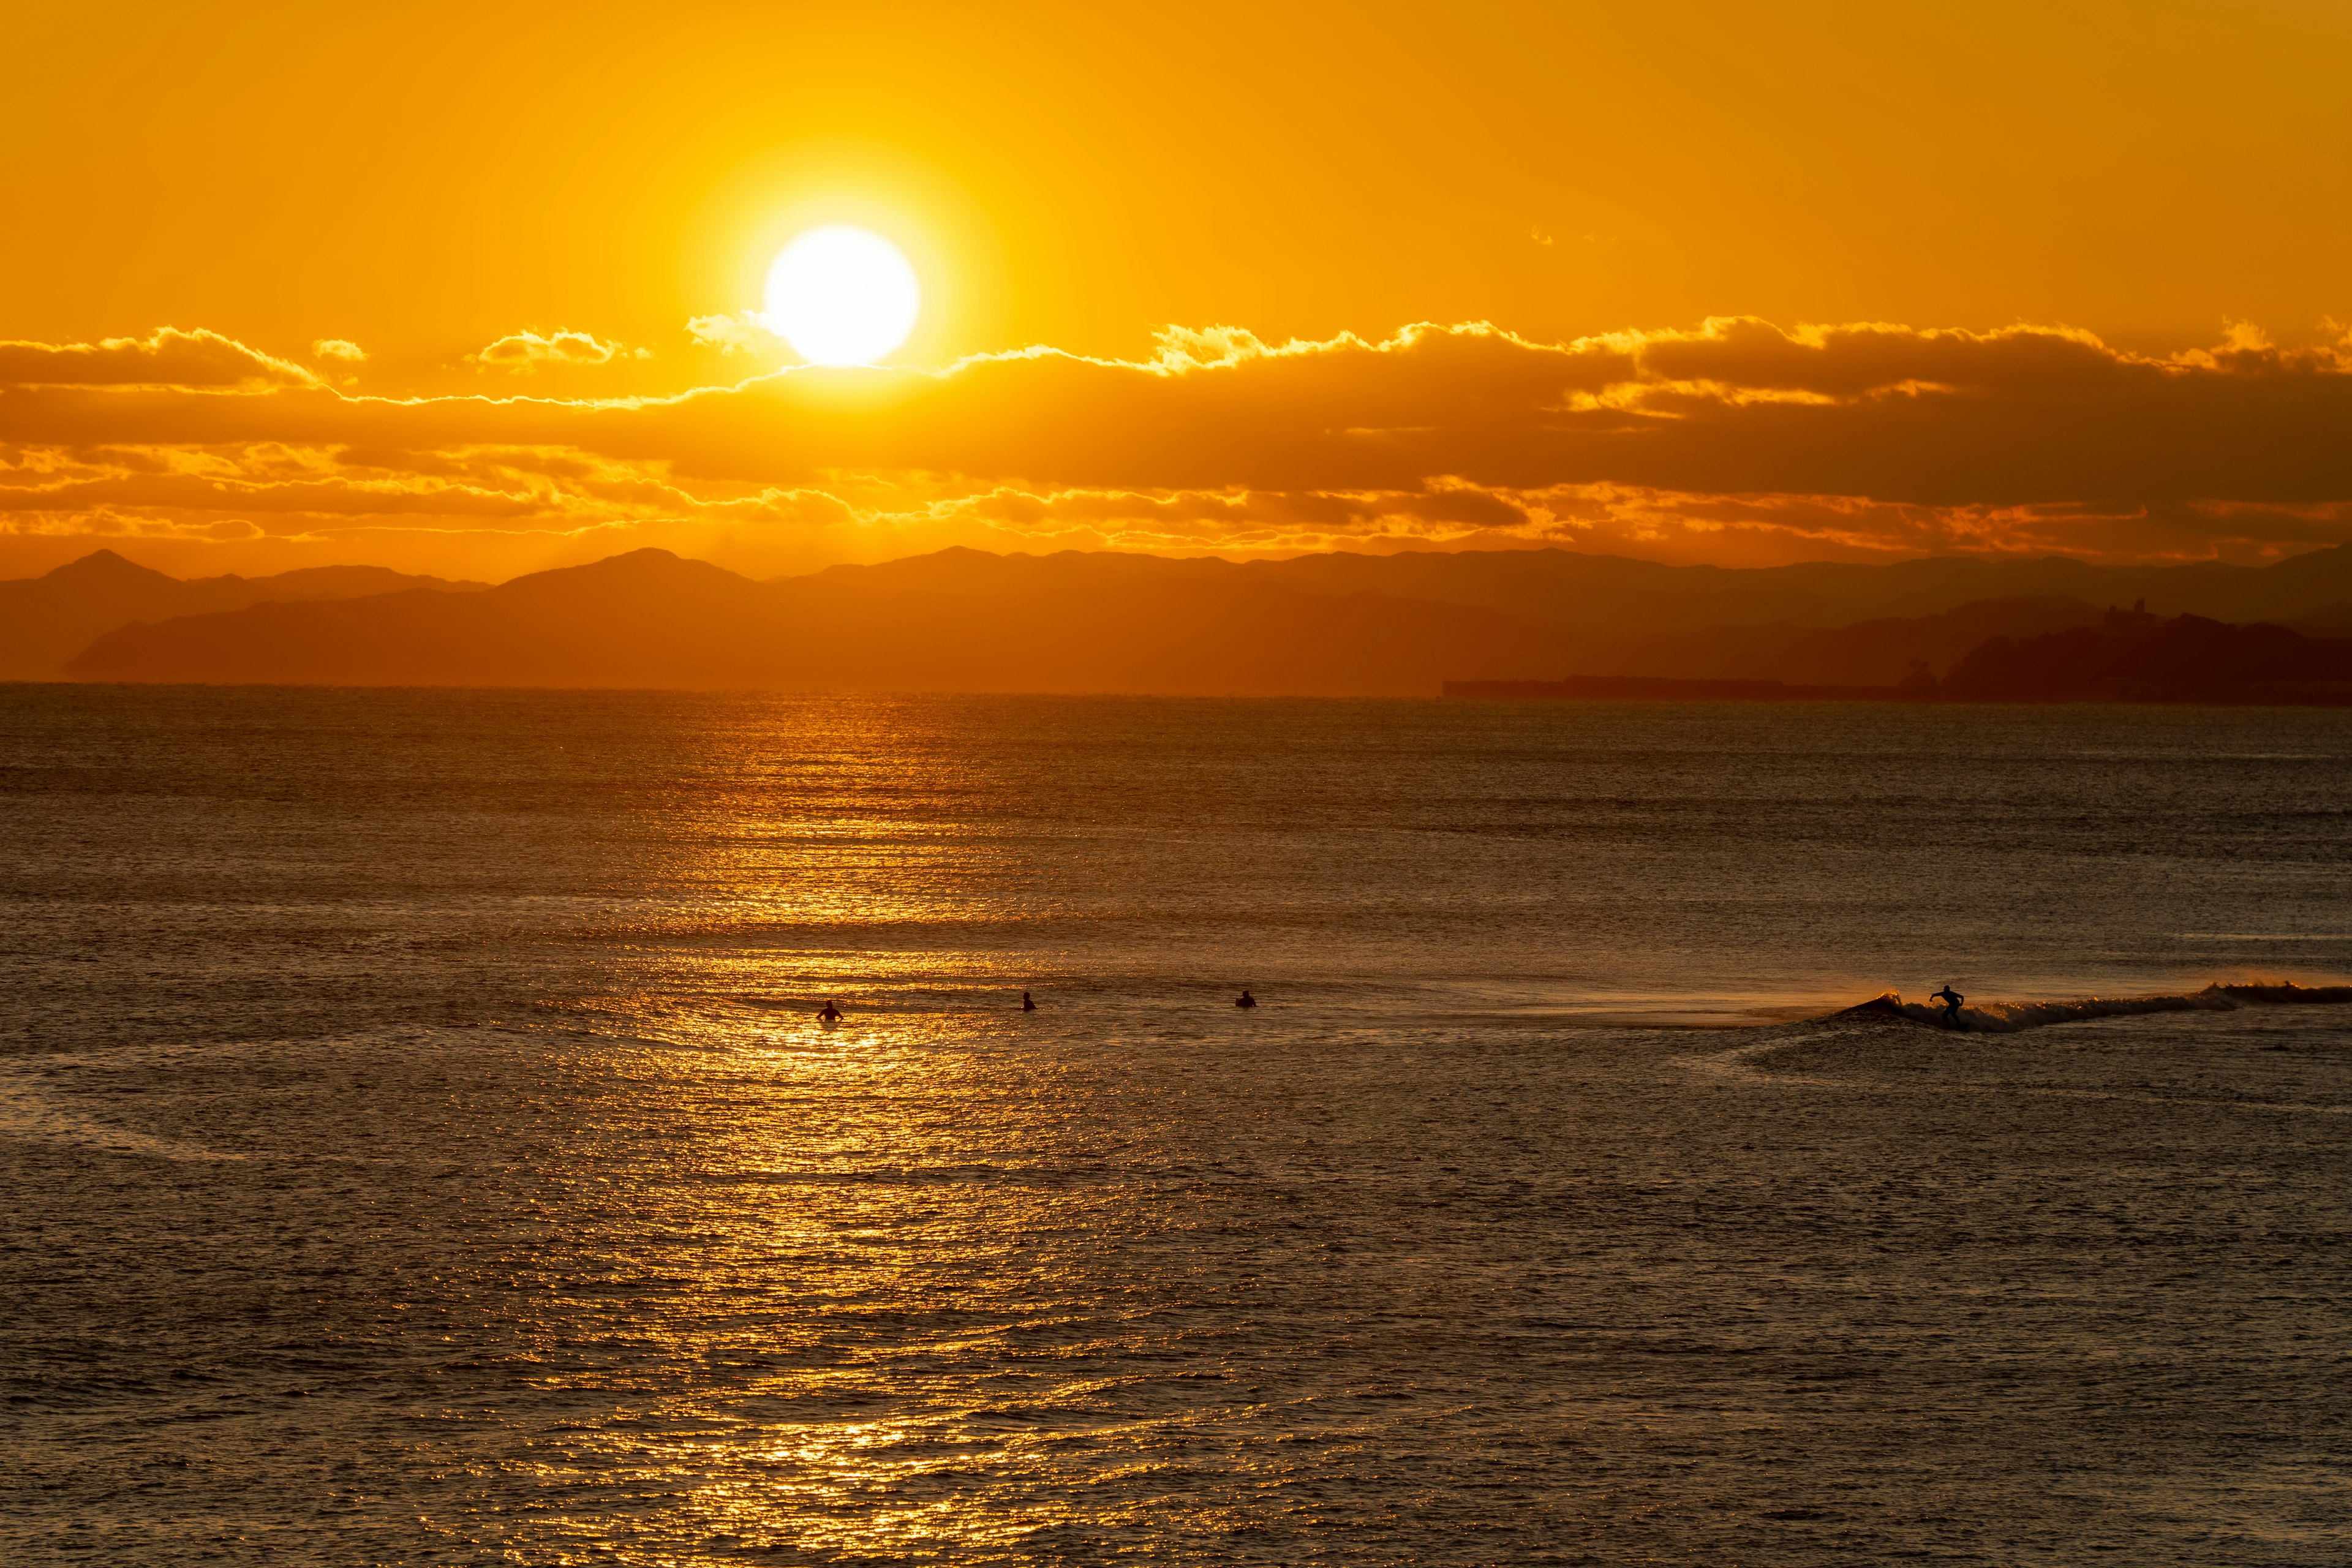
1838 980 2352 1034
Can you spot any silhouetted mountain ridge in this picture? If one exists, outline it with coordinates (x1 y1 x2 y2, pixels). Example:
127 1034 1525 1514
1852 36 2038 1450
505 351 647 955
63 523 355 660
54 539 2352 696
67 548 1563 693
1 549 486 680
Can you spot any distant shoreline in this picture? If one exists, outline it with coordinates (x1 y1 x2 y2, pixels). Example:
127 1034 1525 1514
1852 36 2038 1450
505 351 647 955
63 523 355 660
1444 674 2352 707
1447 676 1924 703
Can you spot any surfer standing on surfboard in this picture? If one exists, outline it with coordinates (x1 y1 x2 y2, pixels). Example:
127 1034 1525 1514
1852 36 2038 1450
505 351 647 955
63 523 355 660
1930 984 1964 1029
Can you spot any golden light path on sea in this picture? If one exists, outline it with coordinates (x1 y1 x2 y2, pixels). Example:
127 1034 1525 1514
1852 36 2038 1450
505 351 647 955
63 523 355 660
475 703 1153 1556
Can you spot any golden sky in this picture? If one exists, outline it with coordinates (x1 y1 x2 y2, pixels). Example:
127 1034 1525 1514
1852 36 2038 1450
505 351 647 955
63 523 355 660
6 1 2350 579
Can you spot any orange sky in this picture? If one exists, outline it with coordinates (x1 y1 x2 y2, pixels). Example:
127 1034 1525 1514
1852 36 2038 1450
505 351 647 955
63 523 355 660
6 1 2350 581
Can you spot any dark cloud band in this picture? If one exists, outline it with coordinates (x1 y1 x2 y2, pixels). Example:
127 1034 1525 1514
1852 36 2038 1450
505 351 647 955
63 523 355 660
3 317 2348 564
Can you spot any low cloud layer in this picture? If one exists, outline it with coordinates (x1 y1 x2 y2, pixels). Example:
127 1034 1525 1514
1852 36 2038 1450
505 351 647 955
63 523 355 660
2 317 2348 578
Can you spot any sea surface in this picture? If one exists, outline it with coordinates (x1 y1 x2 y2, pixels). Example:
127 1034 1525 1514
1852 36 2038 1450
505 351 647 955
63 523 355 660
1 686 2347 1566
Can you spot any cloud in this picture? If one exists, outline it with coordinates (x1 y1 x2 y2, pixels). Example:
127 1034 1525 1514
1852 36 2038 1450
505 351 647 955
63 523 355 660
687 314 772 355
312 339 368 362
467 329 645 371
3 316 2350 572
537 318 2351 513
0 328 320 391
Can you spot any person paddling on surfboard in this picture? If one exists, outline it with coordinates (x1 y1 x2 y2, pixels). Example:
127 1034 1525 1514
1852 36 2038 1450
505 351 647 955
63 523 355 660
1235 989 1257 1009
1929 984 1964 1029
816 998 843 1024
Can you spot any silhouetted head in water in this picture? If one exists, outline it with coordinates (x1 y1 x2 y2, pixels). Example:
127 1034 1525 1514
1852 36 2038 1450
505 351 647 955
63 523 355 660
817 998 843 1023
1022 990 1036 1011
1235 989 1256 1009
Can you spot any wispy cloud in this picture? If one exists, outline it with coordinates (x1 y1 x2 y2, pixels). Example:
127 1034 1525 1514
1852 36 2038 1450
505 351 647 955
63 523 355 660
0 327 320 391
467 329 646 372
686 314 772 355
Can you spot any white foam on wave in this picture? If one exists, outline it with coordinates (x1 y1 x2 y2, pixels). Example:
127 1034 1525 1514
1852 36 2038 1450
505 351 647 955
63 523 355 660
1838 981 2352 1034
0 1054 251 1163
1672 1030 1849 1085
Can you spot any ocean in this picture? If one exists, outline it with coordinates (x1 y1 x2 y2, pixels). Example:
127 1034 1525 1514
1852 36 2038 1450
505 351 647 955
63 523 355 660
2 685 2346 1565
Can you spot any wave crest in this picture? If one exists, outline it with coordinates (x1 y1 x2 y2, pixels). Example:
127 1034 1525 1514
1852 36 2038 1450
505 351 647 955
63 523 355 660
1837 981 2352 1033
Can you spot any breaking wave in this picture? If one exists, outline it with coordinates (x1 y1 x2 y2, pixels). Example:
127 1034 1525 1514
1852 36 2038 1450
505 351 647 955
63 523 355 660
1836 981 2352 1034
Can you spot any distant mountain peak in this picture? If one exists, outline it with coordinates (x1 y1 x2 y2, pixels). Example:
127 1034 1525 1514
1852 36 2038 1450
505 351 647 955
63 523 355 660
43 548 175 587
491 547 758 602
566 548 717 573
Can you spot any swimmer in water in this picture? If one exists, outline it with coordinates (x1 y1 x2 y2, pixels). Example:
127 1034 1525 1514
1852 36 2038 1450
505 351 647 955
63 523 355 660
1022 990 1037 1012
1235 989 1257 1009
1929 984 1964 1029
816 998 843 1024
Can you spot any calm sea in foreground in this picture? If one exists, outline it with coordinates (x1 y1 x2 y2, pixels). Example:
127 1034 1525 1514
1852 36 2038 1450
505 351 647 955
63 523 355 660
2 687 2347 1566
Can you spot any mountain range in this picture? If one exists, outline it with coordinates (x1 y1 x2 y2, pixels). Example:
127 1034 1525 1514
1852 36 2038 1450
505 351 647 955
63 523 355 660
0 549 484 680
36 539 2352 696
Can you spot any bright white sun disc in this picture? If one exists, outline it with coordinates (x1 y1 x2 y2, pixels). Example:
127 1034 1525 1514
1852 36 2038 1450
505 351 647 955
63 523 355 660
762 226 919 366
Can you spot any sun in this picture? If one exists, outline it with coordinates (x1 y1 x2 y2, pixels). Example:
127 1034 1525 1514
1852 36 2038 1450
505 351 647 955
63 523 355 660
761 226 920 367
